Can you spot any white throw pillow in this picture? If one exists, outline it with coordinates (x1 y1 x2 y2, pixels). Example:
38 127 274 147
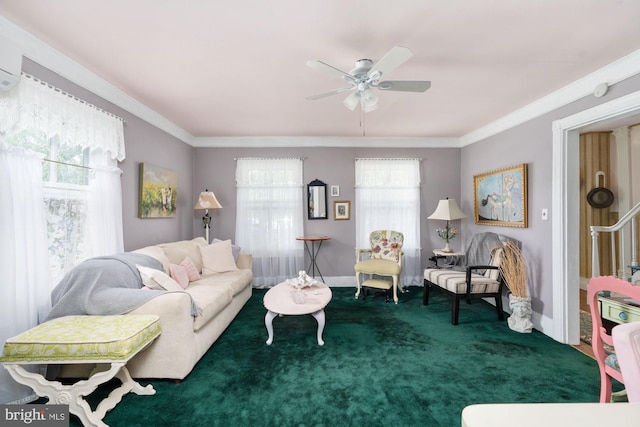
212 238 241 262
199 240 239 275
137 265 184 291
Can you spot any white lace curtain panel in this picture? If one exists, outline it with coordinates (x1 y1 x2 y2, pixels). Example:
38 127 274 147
235 158 304 287
355 158 422 287
0 142 51 404
0 73 125 161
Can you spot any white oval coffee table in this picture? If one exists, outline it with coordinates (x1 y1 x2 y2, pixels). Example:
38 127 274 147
263 282 332 346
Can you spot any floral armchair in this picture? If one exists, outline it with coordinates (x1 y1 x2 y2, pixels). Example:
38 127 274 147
354 230 404 304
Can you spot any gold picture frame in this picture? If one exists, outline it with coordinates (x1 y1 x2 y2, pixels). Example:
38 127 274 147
473 163 528 228
138 163 178 218
334 201 350 220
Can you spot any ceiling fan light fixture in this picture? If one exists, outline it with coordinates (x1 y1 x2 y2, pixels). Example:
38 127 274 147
362 89 378 105
362 100 378 113
343 92 360 111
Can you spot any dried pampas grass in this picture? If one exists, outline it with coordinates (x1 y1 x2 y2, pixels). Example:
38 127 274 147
500 240 528 298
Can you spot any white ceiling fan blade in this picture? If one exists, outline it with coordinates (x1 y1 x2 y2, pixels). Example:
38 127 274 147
306 60 356 83
306 87 353 100
377 80 431 92
367 46 414 79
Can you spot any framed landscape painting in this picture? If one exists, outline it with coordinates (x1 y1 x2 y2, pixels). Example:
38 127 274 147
139 163 178 218
473 163 528 228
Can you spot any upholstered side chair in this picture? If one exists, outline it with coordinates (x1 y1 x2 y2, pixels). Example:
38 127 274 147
354 230 404 304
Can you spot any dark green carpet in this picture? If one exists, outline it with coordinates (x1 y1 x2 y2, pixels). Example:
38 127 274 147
74 287 601 426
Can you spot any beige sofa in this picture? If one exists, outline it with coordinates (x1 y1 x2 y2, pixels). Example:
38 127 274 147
60 237 253 380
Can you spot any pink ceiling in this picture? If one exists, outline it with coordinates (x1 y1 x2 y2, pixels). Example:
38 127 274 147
1 0 640 138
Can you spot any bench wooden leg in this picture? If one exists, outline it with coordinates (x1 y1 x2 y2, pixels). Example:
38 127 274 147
4 362 154 427
423 279 431 305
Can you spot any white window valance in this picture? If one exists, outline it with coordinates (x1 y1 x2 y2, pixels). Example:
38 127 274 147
235 158 303 188
0 74 125 161
355 158 421 188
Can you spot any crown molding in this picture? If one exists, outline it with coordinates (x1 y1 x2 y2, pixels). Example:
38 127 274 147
3 13 639 149
191 136 461 148
460 48 640 146
0 15 194 144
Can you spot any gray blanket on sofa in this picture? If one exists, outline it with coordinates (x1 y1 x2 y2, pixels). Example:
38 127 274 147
44 252 170 322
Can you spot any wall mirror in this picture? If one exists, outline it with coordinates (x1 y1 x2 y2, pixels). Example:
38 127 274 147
308 179 328 220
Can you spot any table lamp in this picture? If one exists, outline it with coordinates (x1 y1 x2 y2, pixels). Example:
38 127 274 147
428 198 467 252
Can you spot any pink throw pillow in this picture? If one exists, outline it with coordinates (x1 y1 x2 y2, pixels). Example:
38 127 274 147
169 264 190 289
180 257 201 282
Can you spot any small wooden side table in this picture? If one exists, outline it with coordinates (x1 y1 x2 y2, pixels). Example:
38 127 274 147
296 236 331 281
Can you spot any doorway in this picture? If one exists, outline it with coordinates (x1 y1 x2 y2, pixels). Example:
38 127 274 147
552 89 640 345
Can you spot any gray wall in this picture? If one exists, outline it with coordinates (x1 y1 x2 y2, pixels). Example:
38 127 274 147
23 56 640 324
23 59 195 251
194 146 461 276
461 73 640 319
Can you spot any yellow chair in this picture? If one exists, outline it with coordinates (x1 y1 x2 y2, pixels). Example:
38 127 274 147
354 230 404 304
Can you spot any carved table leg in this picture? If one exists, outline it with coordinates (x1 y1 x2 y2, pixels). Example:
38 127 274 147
265 310 278 345
311 309 326 346
4 362 155 427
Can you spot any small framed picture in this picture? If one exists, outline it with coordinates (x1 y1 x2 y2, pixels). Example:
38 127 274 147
330 185 340 197
334 201 350 220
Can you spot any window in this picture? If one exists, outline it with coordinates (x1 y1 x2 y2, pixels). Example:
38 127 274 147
1 74 125 287
235 158 304 287
355 158 422 286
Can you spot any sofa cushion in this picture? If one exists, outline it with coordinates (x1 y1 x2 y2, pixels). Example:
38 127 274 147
133 245 171 273
200 240 239 274
185 283 233 331
194 269 254 296
159 238 208 273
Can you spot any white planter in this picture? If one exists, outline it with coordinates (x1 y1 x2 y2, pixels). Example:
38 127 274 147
507 294 533 333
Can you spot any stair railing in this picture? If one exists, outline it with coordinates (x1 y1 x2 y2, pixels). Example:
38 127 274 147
591 201 640 279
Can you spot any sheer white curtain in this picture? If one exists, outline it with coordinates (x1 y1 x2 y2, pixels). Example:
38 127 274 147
355 158 422 287
0 75 125 404
0 142 51 404
235 158 304 287
87 148 124 256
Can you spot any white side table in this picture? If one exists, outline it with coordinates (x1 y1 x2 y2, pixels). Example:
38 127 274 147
431 250 465 267
433 249 465 258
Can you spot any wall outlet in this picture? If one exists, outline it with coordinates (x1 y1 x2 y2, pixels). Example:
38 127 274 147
541 209 548 220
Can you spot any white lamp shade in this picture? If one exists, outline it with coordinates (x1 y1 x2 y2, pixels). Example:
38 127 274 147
428 199 467 221
343 92 360 111
194 191 222 210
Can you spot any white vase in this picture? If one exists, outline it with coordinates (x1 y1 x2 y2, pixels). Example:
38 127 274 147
507 294 533 333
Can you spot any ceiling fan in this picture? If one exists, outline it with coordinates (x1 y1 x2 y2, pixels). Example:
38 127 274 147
306 46 430 112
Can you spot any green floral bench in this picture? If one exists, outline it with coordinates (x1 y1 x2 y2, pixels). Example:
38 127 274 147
1 315 161 427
